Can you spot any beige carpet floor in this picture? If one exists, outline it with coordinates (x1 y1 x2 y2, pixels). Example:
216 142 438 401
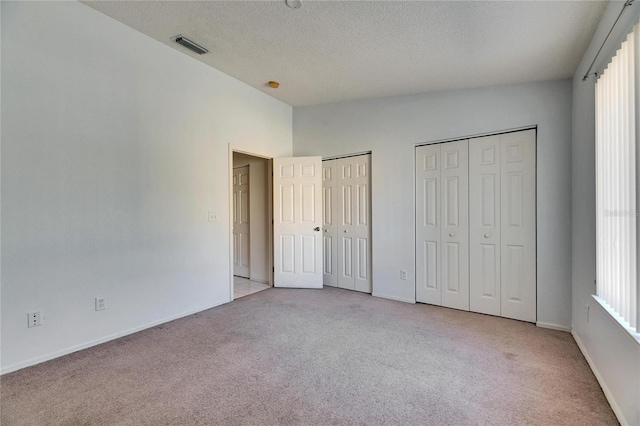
1 287 617 425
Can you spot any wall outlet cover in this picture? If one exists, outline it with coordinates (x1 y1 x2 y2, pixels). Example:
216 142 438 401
95 297 106 311
28 311 42 328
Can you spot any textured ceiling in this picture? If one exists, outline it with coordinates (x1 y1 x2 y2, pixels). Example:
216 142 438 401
83 0 607 107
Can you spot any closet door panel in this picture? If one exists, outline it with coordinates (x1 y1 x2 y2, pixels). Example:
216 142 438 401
416 144 442 305
322 160 338 287
353 155 371 293
337 158 355 290
441 140 469 311
500 130 536 322
469 136 501 316
327 154 372 293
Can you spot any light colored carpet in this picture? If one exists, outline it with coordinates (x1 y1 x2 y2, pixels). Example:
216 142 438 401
1 287 617 425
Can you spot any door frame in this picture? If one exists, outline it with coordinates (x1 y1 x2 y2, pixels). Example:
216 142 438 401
228 145 274 302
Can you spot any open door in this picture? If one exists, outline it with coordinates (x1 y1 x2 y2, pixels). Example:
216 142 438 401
273 156 323 288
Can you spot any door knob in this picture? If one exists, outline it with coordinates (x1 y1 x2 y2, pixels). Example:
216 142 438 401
314 227 320 231
324 229 328 232
449 233 454 237
484 234 490 238
344 230 348 233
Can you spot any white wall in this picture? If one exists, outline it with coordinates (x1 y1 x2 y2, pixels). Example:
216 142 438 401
1 1 292 373
233 153 270 283
571 2 640 424
293 80 573 328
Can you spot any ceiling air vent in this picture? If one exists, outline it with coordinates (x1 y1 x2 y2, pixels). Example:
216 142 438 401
175 36 208 55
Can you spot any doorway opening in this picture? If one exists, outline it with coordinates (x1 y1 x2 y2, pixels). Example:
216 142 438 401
231 151 273 299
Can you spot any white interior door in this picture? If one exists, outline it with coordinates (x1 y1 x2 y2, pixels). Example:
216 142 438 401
233 166 250 278
500 130 536 322
440 140 470 311
322 160 338 287
273 157 323 288
469 135 501 316
416 144 442 305
336 155 371 293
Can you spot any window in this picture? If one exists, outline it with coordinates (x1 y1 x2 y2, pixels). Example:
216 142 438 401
595 20 639 336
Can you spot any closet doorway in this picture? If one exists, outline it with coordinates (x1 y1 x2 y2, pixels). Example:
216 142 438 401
322 153 372 293
232 152 272 299
415 129 536 322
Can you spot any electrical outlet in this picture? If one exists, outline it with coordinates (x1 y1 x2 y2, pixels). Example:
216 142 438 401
95 297 106 311
208 211 217 222
400 270 407 280
586 304 590 323
27 311 42 328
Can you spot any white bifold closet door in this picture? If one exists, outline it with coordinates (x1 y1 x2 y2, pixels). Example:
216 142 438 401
322 160 338 287
323 154 372 293
499 130 536 321
469 130 536 322
469 136 501 315
416 129 536 322
416 141 469 310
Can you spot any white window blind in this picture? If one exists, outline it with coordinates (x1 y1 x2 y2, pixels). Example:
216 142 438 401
595 21 638 333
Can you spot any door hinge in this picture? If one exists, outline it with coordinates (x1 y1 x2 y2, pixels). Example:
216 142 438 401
273 266 275 272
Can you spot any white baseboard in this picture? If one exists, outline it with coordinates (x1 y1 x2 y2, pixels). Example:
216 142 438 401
571 330 628 426
536 322 571 332
372 292 416 304
1 297 230 376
